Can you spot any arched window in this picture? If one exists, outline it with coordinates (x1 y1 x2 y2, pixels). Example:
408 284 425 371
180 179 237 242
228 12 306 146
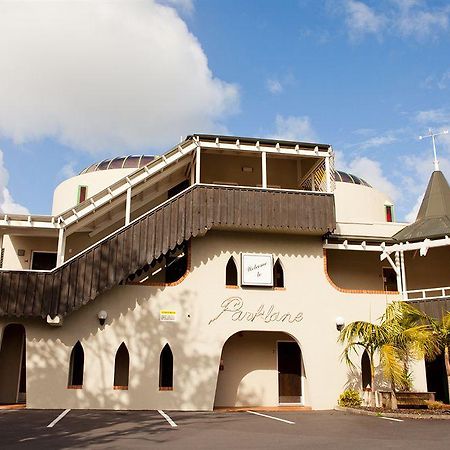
225 257 238 286
68 341 84 388
113 343 129 389
361 350 371 390
273 259 284 288
159 344 173 390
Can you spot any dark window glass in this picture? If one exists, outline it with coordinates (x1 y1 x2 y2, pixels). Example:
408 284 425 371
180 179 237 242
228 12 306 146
108 157 126 169
139 156 155 167
31 252 57 270
362 350 371 389
123 156 141 168
97 159 111 171
168 180 189 198
78 186 88 203
225 257 238 286
385 205 393 222
159 344 173 389
68 341 84 387
338 171 353 183
274 259 285 288
113 343 130 388
383 267 397 291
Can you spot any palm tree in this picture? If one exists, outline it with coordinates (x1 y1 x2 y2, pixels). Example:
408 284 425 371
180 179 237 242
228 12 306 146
338 302 439 407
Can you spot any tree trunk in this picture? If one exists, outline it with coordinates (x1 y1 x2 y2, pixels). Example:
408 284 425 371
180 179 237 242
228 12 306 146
370 357 376 407
445 345 450 401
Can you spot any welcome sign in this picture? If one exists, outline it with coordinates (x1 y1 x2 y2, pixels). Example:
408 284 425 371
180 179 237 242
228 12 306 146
241 253 273 287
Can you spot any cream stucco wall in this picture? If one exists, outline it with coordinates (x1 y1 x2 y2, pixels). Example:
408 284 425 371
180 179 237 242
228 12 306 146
334 182 393 223
52 169 136 215
0 230 428 410
2 235 57 270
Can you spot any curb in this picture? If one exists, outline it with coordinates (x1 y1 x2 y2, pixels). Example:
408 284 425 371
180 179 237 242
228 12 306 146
334 405 450 420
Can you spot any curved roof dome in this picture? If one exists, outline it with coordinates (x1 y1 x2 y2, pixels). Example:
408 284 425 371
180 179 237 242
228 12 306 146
80 155 155 174
335 170 371 187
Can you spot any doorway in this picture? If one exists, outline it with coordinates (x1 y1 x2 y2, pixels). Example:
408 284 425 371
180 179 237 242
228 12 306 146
0 324 26 404
426 353 449 404
277 341 302 404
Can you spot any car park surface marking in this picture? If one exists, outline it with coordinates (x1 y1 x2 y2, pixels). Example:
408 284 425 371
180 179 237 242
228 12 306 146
379 416 404 422
247 410 295 424
158 409 178 427
47 409 71 428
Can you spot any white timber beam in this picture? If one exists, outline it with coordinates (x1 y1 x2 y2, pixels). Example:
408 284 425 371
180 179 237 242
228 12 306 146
125 187 132 226
56 228 66 267
261 151 267 189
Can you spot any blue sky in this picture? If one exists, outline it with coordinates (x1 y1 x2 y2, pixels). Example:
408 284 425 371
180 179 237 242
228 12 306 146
0 0 449 221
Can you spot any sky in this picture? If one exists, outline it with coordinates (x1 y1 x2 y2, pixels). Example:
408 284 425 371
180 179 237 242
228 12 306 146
0 0 450 221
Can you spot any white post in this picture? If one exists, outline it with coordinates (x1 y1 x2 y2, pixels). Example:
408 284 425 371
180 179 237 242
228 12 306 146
261 151 267 189
325 155 331 193
195 146 201 184
400 249 407 300
395 251 402 296
125 187 132 226
57 228 66 267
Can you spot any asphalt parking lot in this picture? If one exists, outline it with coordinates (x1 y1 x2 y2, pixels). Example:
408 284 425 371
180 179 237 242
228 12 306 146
1 409 450 450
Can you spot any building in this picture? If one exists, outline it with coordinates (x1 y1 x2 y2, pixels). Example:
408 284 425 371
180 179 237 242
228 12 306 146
0 134 449 410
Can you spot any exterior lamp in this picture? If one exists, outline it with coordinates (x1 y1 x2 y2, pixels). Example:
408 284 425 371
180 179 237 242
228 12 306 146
336 316 345 331
97 310 108 326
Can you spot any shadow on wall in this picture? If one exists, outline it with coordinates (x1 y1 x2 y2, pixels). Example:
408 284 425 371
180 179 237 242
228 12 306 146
24 286 221 412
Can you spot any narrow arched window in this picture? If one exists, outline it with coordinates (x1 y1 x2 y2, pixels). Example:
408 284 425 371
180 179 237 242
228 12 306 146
225 257 238 286
68 341 84 388
113 343 129 389
159 344 173 390
361 350 371 390
273 259 284 288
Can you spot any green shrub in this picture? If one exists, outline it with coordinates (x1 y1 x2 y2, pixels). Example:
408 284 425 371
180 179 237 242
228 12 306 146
338 389 362 407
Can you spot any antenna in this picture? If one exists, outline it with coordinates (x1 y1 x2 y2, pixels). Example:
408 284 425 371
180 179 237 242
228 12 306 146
419 128 449 172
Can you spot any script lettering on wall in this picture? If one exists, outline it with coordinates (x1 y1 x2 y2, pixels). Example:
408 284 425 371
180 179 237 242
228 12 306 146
208 297 303 325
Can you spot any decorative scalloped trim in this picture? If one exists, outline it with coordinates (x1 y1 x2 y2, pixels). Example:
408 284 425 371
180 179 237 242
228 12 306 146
323 249 398 295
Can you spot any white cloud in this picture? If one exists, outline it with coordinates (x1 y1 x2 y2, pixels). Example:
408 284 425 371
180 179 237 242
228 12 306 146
59 161 78 181
394 0 449 40
358 134 398 150
269 115 316 142
337 152 400 201
415 109 450 125
0 150 29 215
158 0 194 14
344 0 386 40
266 79 283 94
0 0 239 155
340 0 450 41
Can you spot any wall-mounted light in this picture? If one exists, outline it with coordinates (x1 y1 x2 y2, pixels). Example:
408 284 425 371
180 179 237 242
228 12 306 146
97 310 108 326
242 166 253 173
336 316 345 331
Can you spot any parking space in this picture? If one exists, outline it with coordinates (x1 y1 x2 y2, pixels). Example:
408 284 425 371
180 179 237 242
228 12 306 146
0 409 449 449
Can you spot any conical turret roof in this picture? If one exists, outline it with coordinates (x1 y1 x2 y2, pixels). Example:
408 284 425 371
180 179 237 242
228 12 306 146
394 170 450 242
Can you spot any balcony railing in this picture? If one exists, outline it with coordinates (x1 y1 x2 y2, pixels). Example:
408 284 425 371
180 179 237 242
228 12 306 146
405 286 450 301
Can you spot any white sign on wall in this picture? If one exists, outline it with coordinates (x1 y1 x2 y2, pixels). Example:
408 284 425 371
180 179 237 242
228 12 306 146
160 310 177 322
241 253 273 287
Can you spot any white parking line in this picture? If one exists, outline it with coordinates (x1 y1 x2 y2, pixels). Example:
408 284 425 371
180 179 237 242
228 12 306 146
379 416 403 422
247 410 295 424
47 409 71 428
158 409 177 427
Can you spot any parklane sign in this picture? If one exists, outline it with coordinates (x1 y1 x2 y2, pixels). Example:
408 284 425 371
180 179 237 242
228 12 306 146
208 297 303 325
